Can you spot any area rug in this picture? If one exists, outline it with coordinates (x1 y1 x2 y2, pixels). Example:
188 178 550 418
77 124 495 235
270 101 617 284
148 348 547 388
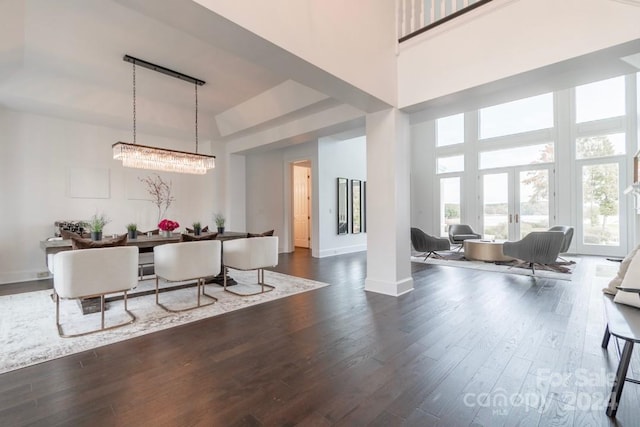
0 270 329 374
411 252 578 281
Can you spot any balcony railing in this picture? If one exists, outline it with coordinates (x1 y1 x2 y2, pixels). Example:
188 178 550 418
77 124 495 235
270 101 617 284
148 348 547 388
398 0 494 42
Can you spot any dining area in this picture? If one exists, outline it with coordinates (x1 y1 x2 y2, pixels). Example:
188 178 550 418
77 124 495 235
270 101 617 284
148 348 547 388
40 221 279 338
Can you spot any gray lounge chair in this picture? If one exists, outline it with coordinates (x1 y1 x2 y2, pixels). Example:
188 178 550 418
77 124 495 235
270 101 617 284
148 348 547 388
548 225 574 260
448 224 481 251
502 231 565 274
411 227 450 260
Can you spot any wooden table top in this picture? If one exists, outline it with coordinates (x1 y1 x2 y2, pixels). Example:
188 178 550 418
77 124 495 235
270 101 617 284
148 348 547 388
40 231 248 252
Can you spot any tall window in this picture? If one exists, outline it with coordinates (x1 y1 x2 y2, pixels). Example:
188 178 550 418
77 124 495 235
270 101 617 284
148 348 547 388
575 133 625 247
440 177 461 237
479 143 554 169
576 133 625 159
437 155 464 173
581 163 620 246
480 93 554 139
437 113 464 147
576 76 625 123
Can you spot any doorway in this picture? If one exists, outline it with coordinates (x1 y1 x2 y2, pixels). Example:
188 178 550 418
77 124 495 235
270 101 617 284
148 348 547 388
293 162 311 249
575 157 626 257
480 165 554 240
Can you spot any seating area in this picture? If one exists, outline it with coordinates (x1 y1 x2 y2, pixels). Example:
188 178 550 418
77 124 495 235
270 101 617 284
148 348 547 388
412 224 577 276
50 234 280 336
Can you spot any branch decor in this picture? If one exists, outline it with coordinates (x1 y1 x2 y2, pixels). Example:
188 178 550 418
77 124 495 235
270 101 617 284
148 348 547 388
139 174 175 223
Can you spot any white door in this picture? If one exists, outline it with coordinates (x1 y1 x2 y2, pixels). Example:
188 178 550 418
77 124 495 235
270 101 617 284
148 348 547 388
293 165 310 248
481 165 554 240
576 157 626 257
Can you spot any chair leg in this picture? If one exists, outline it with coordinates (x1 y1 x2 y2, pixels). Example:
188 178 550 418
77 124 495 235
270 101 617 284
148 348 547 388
224 267 275 297
607 340 634 417
156 277 217 313
56 290 136 338
530 262 536 275
602 325 611 349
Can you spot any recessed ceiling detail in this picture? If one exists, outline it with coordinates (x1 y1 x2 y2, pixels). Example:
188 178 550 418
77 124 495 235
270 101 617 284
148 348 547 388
215 80 330 137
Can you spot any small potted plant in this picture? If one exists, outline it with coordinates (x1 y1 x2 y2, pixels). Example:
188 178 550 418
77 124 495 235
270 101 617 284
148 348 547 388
214 213 225 234
158 219 180 238
192 221 202 236
126 223 138 239
87 213 110 241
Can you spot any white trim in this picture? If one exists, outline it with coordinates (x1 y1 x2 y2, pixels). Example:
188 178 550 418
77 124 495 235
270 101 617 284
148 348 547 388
318 244 367 258
0 270 51 285
364 277 414 296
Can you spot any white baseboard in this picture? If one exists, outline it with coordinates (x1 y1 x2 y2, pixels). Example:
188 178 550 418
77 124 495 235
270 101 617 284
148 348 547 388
364 277 414 296
0 270 52 285
318 244 367 258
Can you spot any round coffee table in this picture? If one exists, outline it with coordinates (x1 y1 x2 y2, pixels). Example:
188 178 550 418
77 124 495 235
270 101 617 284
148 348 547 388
463 239 514 262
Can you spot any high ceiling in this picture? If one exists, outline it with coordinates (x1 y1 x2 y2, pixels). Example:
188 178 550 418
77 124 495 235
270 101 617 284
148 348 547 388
2 0 639 149
0 0 371 144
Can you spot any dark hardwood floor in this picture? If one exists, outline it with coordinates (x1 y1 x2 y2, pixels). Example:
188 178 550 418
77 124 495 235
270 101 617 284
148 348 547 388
0 249 637 426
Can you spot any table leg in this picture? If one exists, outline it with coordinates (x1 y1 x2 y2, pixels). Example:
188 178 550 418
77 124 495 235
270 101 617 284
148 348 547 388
206 240 237 286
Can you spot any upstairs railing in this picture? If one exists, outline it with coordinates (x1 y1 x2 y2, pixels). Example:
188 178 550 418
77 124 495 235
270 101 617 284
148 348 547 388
398 0 494 42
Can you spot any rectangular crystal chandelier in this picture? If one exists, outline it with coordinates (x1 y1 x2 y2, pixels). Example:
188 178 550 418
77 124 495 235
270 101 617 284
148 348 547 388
114 55 215 175
113 142 216 175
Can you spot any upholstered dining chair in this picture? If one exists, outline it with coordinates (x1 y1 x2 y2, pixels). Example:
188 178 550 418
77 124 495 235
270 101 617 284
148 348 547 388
53 246 138 337
502 231 565 274
410 227 450 260
548 225 574 261
448 224 482 251
222 236 279 296
153 240 221 312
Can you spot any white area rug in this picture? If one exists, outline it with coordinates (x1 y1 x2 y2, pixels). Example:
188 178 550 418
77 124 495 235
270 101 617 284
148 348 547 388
0 270 328 374
411 254 578 281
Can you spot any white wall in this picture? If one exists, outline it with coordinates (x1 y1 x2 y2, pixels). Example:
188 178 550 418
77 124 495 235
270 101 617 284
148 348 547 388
245 141 319 254
193 0 397 107
244 135 367 258
317 135 367 257
245 149 285 244
398 0 640 109
0 108 220 284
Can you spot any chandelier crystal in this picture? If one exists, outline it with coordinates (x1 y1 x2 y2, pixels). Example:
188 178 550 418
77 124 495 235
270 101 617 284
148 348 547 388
113 142 215 175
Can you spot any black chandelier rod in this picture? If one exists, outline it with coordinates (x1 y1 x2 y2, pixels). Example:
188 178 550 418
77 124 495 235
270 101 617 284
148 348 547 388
123 55 205 86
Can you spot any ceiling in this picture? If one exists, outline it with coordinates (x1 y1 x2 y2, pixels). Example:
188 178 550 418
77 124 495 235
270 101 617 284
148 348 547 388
0 0 369 145
1 0 639 150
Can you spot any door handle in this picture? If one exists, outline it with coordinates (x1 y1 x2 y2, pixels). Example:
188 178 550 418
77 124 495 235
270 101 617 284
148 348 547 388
509 214 513 223
515 213 519 223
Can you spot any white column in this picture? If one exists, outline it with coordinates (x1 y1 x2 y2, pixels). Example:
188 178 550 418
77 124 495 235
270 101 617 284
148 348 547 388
365 108 414 296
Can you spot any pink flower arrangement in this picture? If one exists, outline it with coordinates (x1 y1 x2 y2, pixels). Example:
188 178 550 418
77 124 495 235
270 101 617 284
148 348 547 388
158 219 180 231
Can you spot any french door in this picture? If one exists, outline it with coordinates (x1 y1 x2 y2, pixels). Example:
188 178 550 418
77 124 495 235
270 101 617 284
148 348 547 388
480 165 554 241
575 157 626 257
